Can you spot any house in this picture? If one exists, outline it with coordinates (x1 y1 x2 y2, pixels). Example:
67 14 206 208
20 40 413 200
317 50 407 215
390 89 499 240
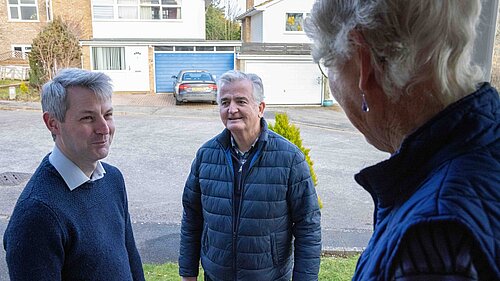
236 0 326 105
0 0 240 93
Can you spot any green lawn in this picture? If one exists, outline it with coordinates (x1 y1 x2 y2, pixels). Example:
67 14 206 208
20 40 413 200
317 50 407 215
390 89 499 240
143 255 359 281
0 79 39 101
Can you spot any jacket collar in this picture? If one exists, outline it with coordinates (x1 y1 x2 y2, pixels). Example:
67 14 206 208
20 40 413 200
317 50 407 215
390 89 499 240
355 83 499 210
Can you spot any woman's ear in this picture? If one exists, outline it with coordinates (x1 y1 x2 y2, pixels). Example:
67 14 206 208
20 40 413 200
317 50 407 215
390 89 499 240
358 45 374 93
349 30 377 93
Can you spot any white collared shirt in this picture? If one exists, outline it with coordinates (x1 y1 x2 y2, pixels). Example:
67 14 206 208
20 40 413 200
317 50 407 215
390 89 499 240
48 145 106 191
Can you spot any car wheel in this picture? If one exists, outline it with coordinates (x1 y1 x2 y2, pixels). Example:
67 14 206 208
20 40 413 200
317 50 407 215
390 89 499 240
175 99 182 105
211 101 217 105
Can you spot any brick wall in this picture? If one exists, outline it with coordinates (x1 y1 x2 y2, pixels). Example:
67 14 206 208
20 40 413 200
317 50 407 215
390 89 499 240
52 0 93 40
0 0 92 57
0 1 47 56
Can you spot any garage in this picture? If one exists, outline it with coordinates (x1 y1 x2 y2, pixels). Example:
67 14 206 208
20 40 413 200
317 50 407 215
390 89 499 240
242 60 323 105
154 50 235 93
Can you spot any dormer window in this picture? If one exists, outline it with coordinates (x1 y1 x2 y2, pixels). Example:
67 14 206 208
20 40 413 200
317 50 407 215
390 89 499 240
285 12 307 32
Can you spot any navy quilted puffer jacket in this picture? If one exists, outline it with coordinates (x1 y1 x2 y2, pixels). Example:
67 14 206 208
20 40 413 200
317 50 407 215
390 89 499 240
353 83 500 280
179 118 321 281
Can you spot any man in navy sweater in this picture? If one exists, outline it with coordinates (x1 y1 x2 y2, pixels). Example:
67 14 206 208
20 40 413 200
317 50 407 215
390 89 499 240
3 68 145 280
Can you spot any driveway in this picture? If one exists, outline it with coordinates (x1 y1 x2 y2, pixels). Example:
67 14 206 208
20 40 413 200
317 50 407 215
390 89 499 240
0 95 387 280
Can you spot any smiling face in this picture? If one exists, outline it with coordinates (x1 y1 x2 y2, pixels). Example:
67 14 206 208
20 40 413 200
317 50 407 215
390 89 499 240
44 86 115 175
219 79 265 143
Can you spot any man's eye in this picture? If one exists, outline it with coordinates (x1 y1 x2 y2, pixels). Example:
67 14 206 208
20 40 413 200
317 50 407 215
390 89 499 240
81 116 93 121
105 112 113 119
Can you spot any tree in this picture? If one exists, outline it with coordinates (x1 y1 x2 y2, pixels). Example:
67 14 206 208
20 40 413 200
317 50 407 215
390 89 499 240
269 113 323 208
206 1 241 40
29 17 81 89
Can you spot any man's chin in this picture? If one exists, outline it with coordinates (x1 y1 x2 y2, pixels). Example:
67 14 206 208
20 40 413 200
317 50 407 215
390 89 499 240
227 124 244 134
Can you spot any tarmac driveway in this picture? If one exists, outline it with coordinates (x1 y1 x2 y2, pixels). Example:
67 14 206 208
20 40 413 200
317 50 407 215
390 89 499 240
0 95 387 279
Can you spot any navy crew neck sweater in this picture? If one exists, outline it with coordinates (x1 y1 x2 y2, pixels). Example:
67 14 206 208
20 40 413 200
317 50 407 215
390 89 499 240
3 155 145 281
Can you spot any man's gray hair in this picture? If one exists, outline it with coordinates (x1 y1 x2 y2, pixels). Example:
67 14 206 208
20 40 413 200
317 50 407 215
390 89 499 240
41 68 113 122
216 70 265 104
305 0 483 104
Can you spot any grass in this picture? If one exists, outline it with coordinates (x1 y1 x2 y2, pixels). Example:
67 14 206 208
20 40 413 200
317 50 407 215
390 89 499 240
143 255 359 281
0 79 39 101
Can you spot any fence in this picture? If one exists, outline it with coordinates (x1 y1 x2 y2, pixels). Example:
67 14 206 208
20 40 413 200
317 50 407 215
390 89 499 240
239 43 312 55
0 66 30 80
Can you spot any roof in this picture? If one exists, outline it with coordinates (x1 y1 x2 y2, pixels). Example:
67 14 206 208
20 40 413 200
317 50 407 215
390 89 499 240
235 0 284 20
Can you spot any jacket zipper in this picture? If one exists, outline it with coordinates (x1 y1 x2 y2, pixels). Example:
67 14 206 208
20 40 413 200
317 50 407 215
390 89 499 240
230 142 263 280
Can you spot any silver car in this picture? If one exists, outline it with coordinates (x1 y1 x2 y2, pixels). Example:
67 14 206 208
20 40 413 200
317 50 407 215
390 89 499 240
171 70 217 105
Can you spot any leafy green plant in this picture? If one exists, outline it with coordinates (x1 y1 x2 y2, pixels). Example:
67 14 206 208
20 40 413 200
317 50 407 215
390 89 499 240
269 113 323 208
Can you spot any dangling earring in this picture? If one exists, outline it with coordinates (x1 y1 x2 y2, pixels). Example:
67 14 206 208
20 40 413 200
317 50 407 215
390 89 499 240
361 92 370 112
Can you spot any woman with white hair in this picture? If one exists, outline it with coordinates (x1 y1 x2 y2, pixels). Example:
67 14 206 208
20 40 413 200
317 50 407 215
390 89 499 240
305 0 499 280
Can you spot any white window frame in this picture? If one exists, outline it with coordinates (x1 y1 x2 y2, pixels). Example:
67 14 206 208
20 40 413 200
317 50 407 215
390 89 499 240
284 12 308 33
7 0 39 21
11 45 32 59
91 47 126 71
92 0 182 21
45 0 53 21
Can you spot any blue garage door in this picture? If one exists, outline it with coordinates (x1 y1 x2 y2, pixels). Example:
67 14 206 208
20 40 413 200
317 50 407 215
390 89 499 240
155 53 234 93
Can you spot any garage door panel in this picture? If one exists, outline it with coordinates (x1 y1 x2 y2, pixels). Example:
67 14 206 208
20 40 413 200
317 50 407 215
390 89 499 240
245 61 322 105
155 53 234 93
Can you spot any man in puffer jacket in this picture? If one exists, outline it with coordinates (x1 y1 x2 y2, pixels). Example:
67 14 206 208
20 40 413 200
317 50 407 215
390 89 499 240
179 70 322 281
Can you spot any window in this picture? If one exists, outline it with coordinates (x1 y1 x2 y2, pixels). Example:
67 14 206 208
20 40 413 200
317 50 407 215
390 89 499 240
12 45 32 59
8 0 38 21
285 12 307 32
195 46 214 51
216 46 234 52
92 0 181 20
155 46 174 51
175 46 193 51
92 47 126 70
45 0 52 21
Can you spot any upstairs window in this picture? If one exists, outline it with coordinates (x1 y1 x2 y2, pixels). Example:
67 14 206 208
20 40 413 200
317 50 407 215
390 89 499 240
8 0 39 21
285 12 307 32
92 0 182 20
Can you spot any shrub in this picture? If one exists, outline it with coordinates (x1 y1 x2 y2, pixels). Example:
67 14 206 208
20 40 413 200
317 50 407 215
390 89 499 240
19 81 29 94
269 113 323 208
29 17 81 90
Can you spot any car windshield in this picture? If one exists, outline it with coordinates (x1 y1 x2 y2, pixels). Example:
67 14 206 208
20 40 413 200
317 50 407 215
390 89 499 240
182 72 213 81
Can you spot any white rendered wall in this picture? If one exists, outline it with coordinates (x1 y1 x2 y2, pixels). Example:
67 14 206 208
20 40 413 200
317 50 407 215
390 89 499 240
260 0 314 43
92 1 205 39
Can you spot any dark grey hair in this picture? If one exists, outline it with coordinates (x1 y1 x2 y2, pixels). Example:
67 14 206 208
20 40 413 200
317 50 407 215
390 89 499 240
216 70 265 104
41 68 113 122
305 0 483 104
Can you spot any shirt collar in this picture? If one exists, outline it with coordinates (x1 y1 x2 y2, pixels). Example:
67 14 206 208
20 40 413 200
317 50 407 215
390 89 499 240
48 145 106 191
230 135 259 157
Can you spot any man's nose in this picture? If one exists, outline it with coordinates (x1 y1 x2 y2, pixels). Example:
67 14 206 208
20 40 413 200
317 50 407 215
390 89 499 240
95 116 110 135
228 102 238 113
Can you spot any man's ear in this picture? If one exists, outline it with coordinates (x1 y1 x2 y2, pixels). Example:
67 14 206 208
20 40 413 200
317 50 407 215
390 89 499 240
43 112 60 136
258 101 266 118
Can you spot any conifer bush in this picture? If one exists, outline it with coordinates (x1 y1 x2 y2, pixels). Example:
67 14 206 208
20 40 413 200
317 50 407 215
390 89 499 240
269 113 323 208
